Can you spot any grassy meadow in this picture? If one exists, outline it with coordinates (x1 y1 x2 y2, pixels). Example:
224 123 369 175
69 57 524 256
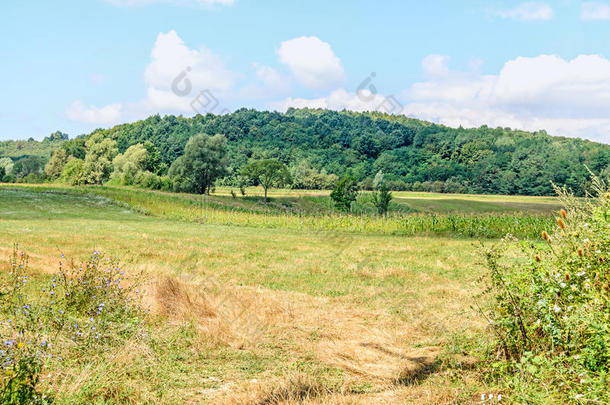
0 184 565 403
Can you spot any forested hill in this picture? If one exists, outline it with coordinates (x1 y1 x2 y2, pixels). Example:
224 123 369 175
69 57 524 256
5 109 610 196
78 108 608 196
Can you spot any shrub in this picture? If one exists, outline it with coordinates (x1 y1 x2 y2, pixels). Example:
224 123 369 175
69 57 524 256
330 176 358 212
0 248 50 404
477 176 609 402
0 246 145 403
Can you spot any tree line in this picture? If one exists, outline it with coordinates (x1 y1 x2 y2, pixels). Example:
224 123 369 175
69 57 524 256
1 108 609 196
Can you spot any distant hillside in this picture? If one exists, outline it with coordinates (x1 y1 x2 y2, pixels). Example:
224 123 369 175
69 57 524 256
0 131 68 159
89 108 609 196
0 131 68 177
4 110 610 195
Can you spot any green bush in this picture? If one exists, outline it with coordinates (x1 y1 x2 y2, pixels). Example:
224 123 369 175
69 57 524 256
477 176 609 402
133 171 173 191
0 248 50 404
0 246 145 403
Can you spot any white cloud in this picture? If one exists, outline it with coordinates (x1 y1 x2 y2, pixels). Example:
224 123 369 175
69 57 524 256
269 54 610 143
421 54 451 77
65 100 122 125
143 30 237 112
401 54 610 143
269 88 395 113
105 0 234 7
65 30 238 124
494 2 553 20
277 36 346 90
580 2 610 20
238 64 291 99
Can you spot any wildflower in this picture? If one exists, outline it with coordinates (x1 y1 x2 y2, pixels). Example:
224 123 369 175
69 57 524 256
557 218 565 230
552 304 562 313
577 248 584 257
560 208 567 218
564 273 570 281
535 254 541 262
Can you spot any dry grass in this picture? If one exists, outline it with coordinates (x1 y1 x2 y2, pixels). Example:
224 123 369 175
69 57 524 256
0 187 496 403
227 373 330 405
152 276 217 319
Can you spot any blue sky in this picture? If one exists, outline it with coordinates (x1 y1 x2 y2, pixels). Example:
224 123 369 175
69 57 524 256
1 0 610 143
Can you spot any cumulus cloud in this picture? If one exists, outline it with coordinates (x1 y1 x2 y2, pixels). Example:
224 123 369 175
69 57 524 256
421 55 451 77
65 30 238 124
143 30 237 112
269 54 610 143
269 88 397 114
105 0 234 7
238 64 291 99
402 54 610 143
277 36 346 90
493 2 553 20
580 2 610 20
65 100 122 125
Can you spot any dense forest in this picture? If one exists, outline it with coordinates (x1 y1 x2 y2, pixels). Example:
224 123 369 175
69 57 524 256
1 109 609 196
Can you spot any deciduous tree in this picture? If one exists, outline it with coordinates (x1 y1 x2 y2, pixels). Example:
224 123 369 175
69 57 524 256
168 133 229 194
330 175 358 212
241 159 291 202
83 134 118 185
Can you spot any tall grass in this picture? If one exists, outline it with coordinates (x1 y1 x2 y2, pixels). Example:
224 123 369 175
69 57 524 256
87 186 555 239
475 177 609 403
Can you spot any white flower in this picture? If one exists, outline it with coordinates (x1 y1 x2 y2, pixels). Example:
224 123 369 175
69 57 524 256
552 304 562 313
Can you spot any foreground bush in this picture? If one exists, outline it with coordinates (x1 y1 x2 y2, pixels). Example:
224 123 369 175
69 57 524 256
478 177 609 402
0 247 144 403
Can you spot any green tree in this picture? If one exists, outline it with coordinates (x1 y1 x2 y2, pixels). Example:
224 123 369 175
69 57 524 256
330 175 358 212
111 144 148 185
12 156 44 179
290 160 337 190
241 159 291 202
0 157 13 177
82 134 118 185
44 148 68 179
371 172 392 216
60 158 86 185
143 141 165 174
168 133 229 194
62 137 86 160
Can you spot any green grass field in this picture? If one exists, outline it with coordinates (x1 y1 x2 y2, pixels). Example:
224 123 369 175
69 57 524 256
0 184 563 404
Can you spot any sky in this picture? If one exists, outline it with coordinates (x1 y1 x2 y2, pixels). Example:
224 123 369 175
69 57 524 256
1 0 610 143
